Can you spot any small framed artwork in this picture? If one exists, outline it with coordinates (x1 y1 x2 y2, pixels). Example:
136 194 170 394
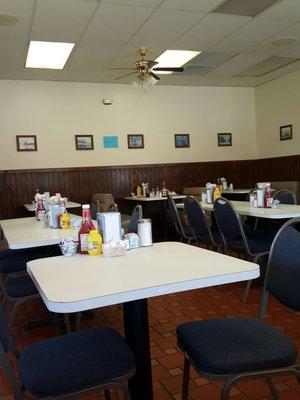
16 135 37 151
175 134 190 148
218 133 232 147
75 135 94 150
127 134 144 149
280 124 293 141
103 136 119 149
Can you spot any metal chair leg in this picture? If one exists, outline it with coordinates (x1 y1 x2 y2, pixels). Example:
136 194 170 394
265 377 280 400
75 312 81 331
64 314 71 333
242 279 252 303
181 356 190 400
104 389 112 400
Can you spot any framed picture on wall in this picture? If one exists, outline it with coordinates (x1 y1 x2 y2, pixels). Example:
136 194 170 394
75 135 94 150
218 133 232 147
103 136 119 149
280 125 293 141
16 135 37 151
174 134 190 148
127 134 144 149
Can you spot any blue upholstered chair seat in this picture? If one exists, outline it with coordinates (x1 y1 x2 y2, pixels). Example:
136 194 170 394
177 317 297 375
5 275 38 298
0 252 48 275
19 326 135 397
197 232 223 246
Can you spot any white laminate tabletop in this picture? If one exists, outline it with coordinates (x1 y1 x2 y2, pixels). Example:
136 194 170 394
0 216 95 249
124 195 186 202
27 242 259 313
24 201 81 212
222 189 251 194
176 200 300 219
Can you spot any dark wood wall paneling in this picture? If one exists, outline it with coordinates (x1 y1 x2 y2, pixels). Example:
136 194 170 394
0 155 299 220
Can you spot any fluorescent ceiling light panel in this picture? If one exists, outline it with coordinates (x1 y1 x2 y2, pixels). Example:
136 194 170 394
26 41 75 69
154 50 201 74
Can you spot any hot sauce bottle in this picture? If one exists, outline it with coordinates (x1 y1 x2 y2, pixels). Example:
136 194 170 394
36 196 46 221
78 204 94 254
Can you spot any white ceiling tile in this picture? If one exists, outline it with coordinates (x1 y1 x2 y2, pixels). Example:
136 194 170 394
211 19 291 53
172 13 251 51
258 0 300 22
245 22 300 55
0 38 26 73
160 0 224 13
81 3 153 45
206 54 269 77
279 43 300 57
127 9 204 48
68 44 121 71
102 0 162 7
0 0 35 40
30 0 98 42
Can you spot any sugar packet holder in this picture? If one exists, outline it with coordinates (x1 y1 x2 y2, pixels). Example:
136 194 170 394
102 240 127 257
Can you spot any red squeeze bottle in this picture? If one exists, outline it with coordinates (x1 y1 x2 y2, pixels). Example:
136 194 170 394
78 204 94 254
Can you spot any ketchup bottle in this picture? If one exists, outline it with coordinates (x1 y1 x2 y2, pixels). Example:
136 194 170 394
36 197 46 221
78 204 94 254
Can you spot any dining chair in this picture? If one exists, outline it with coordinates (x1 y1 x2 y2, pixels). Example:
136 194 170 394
213 197 272 302
273 189 297 205
184 196 222 250
167 194 194 243
0 301 135 400
128 205 143 234
176 217 300 400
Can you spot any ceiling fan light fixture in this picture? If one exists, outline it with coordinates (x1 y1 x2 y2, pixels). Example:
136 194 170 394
154 50 201 74
132 74 158 89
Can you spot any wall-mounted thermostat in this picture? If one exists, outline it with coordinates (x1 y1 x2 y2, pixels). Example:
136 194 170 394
103 99 112 105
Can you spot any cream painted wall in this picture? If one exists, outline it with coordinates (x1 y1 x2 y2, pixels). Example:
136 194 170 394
255 70 300 158
0 80 257 170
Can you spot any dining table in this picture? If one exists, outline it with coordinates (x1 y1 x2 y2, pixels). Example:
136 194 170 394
176 200 300 219
24 201 81 212
27 242 259 400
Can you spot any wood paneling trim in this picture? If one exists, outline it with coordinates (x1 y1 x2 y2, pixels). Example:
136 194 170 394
0 155 299 219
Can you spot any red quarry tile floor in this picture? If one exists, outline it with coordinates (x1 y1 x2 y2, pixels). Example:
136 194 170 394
0 281 299 400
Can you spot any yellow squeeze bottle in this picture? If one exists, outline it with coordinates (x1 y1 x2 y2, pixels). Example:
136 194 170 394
213 186 222 202
136 185 142 197
87 229 102 256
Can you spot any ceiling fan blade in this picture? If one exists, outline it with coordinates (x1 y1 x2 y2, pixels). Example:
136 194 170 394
153 67 184 72
114 71 137 80
109 67 134 71
149 71 160 81
147 60 158 68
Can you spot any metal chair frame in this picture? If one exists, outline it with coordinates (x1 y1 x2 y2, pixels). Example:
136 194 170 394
184 196 222 251
214 197 270 302
0 303 135 400
167 194 194 243
178 217 300 400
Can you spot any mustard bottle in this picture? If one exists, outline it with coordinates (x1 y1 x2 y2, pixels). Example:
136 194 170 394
213 185 222 202
87 229 102 256
136 185 142 197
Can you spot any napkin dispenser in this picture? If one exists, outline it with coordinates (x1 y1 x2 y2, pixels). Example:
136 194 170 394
257 189 265 208
97 212 121 244
206 188 214 204
48 204 60 228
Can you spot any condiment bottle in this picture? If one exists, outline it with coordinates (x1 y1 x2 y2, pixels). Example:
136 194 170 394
36 197 46 221
264 185 272 208
58 198 71 229
78 204 95 254
87 229 102 256
162 181 167 197
136 185 142 197
213 185 222 202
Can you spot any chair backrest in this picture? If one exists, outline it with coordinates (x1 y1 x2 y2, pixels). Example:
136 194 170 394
128 205 143 234
184 196 210 237
91 193 116 212
273 189 297 205
167 194 184 235
214 197 247 248
90 200 100 220
262 217 300 312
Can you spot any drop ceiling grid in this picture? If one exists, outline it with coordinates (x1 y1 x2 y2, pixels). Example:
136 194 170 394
0 0 300 86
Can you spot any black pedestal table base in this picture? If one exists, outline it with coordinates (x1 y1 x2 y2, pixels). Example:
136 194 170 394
123 298 153 400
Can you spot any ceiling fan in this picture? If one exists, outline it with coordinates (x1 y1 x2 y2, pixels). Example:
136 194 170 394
110 48 184 82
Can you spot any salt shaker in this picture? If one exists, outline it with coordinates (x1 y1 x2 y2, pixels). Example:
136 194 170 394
138 219 153 247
